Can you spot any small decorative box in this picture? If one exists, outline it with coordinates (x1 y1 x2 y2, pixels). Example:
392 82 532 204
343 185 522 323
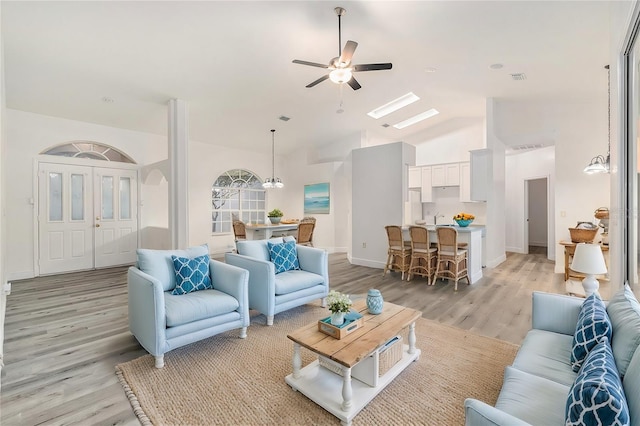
318 313 364 339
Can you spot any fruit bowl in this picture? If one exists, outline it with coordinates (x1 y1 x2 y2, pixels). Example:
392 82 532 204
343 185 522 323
455 219 473 227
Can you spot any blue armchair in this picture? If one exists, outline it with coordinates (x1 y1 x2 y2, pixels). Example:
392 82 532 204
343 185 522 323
128 245 249 368
225 237 329 325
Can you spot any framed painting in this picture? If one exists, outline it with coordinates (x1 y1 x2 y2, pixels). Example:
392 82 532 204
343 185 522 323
304 183 330 214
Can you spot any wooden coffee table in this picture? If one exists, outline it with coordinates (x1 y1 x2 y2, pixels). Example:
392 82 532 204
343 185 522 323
285 300 421 426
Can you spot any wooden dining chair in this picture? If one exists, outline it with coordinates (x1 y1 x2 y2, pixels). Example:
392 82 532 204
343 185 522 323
407 226 438 284
383 225 412 280
434 227 469 291
232 220 246 241
296 222 315 246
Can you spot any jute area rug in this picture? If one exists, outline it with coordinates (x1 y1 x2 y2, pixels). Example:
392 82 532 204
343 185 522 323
116 303 519 425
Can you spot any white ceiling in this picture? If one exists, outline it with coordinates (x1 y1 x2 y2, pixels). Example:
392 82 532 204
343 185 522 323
2 1 611 155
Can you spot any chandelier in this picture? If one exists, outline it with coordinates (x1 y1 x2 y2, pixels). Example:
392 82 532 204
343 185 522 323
262 129 283 189
584 65 611 174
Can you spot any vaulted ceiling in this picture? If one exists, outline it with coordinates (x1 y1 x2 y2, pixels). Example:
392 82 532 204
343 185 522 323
2 1 611 154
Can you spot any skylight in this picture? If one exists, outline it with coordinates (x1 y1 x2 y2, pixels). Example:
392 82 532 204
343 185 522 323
367 92 420 119
392 109 440 129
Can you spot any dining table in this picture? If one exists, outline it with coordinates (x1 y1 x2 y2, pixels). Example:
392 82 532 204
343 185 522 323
244 223 299 240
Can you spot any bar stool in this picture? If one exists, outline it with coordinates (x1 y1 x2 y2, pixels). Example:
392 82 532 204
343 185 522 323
383 225 412 280
407 226 438 284
434 227 469 291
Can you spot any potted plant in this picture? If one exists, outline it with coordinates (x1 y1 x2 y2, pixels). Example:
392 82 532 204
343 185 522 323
267 208 284 224
326 290 352 325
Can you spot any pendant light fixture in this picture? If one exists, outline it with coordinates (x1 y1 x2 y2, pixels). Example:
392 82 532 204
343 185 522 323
262 129 284 189
584 65 611 174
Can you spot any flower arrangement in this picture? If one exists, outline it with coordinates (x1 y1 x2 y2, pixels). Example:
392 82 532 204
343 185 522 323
453 212 475 221
326 290 352 314
268 208 284 218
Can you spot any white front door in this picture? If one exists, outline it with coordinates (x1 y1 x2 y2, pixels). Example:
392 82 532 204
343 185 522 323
38 163 138 274
38 163 94 274
94 167 138 268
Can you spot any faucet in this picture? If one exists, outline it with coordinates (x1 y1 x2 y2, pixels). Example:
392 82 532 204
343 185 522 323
433 212 444 225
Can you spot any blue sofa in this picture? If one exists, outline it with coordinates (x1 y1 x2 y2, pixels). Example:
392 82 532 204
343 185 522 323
465 288 640 425
225 237 328 325
128 245 249 368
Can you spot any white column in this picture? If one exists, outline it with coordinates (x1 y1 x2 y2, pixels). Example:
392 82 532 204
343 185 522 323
168 99 189 249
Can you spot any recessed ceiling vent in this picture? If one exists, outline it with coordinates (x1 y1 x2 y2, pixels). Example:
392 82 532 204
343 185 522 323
510 73 527 81
507 143 545 154
381 123 390 128
278 115 291 121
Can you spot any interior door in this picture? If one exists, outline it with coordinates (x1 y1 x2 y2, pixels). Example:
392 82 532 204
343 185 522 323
94 167 138 268
38 163 94 274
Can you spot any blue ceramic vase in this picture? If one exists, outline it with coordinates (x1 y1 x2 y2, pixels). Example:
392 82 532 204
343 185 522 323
367 289 384 315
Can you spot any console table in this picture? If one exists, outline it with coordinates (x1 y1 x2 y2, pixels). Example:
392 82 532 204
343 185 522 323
285 300 421 426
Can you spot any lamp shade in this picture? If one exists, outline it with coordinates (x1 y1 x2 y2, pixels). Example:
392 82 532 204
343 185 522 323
570 243 607 275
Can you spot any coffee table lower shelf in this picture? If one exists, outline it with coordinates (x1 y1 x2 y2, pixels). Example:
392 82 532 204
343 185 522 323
285 345 421 426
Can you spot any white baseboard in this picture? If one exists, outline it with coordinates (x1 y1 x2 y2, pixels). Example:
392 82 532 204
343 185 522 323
349 257 386 269
7 270 35 281
486 254 507 269
505 246 526 254
529 241 548 247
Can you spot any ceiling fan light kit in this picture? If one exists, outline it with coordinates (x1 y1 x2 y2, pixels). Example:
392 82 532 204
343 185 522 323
292 6 392 91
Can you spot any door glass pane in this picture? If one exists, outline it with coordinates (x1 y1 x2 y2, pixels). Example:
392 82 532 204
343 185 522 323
119 177 131 219
71 174 84 221
49 172 63 221
102 176 114 220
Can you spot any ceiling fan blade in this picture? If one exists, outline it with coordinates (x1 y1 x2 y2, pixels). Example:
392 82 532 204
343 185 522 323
293 59 329 69
347 76 361 91
353 63 393 72
306 74 330 88
339 40 358 64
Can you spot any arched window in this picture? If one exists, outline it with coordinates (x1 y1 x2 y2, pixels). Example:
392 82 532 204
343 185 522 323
212 169 266 233
42 141 136 164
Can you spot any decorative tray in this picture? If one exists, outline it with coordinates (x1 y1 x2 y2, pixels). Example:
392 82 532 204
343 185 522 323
317 312 364 339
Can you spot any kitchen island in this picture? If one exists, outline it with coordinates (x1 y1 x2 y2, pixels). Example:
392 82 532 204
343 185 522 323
402 225 483 284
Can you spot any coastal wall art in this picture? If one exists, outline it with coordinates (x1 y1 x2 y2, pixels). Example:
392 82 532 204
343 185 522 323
304 183 330 214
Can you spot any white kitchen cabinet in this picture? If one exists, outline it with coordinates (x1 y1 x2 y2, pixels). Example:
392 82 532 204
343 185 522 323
431 163 460 187
420 166 433 202
408 166 421 188
459 162 471 202
470 149 491 201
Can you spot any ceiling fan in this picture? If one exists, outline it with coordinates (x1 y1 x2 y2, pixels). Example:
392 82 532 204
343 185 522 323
292 7 392 91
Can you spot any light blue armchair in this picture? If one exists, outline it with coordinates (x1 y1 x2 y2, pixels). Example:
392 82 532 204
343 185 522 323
225 237 329 325
128 245 249 368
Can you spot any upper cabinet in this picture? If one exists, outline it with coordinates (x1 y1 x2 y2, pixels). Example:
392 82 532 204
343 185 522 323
431 163 460 187
408 166 422 188
470 149 491 202
420 166 433 202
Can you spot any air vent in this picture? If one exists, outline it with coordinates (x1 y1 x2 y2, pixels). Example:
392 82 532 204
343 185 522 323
510 73 527 81
278 115 291 121
382 123 390 128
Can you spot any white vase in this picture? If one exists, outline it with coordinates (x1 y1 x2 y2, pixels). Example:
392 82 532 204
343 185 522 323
330 311 345 326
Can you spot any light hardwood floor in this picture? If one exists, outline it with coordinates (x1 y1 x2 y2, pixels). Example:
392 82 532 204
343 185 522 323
2 250 564 425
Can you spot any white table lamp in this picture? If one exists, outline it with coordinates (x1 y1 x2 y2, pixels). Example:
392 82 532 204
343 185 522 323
570 243 607 297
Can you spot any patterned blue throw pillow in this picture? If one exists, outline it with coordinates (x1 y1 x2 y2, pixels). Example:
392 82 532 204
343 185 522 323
571 293 612 372
268 240 300 274
170 254 212 295
566 338 630 425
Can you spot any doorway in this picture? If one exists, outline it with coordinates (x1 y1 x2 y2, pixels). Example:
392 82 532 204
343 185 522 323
525 177 549 255
38 162 138 275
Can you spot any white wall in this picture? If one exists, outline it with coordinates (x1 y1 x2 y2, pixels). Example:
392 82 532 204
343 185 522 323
4 109 168 279
485 99 507 268
505 147 555 255
0 0 7 376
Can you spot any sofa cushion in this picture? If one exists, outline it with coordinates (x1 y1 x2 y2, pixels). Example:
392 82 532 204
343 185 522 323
512 329 577 387
566 338 630 426
623 347 640 425
274 270 324 295
607 284 640 377
164 289 240 327
137 244 209 292
495 366 570 425
170 254 212 295
571 293 612 372
268 240 300 274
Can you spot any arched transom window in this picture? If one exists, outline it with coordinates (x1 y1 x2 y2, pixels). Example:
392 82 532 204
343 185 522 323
42 141 136 163
212 169 266 233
